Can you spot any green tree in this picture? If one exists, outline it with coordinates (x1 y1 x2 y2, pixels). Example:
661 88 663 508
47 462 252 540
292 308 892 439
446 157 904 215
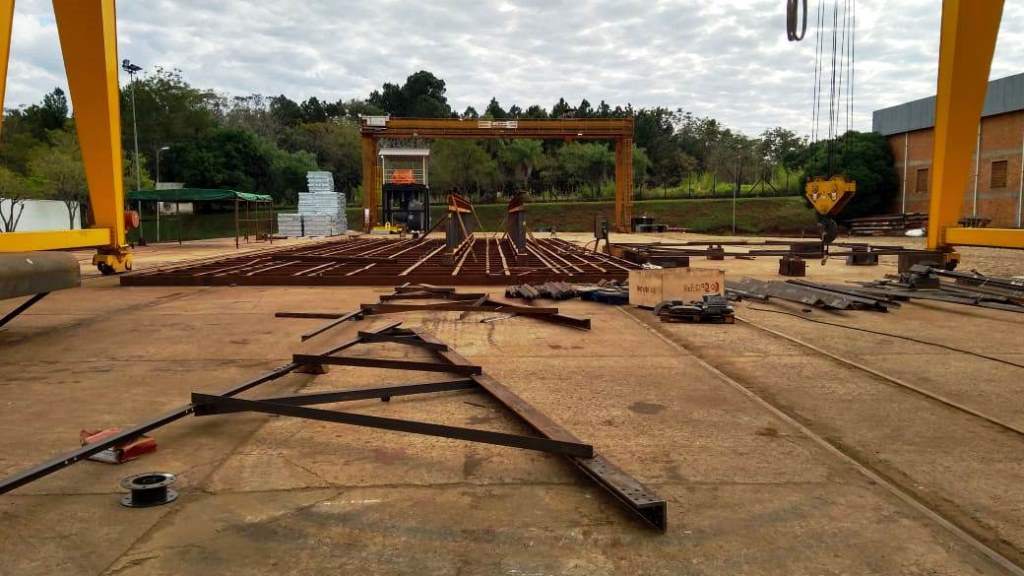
29 142 87 229
429 140 499 199
632 146 651 189
164 128 271 195
556 142 613 197
0 167 37 232
523 105 548 119
282 121 361 192
551 98 573 118
484 98 507 119
804 131 898 219
269 95 304 127
121 68 220 177
498 139 544 187
368 71 451 118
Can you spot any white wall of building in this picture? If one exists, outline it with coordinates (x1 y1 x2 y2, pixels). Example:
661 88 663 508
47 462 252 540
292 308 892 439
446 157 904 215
0 198 81 231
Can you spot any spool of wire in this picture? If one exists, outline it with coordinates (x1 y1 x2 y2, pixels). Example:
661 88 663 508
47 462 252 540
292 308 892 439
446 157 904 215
120 472 178 508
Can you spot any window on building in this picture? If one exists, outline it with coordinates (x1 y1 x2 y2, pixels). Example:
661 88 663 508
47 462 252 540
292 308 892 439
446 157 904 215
991 160 1008 189
915 168 929 193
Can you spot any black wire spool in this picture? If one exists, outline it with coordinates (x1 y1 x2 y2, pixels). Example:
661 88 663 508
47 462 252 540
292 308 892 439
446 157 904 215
120 472 178 508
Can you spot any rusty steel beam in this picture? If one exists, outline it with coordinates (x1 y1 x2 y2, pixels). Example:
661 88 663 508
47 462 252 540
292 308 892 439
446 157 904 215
121 230 636 288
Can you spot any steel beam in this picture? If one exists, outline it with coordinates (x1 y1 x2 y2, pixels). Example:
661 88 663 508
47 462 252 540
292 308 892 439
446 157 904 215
293 353 483 375
52 0 129 259
196 379 478 412
191 393 594 458
927 0 1005 251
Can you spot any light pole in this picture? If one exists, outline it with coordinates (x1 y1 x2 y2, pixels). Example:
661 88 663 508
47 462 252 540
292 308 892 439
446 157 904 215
155 145 169 241
121 59 143 193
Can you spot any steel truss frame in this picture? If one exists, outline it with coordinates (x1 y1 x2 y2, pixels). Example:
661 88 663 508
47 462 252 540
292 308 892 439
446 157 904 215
0 295 666 531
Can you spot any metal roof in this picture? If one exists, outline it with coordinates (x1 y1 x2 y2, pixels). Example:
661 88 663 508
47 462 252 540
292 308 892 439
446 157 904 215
872 72 1024 136
379 148 430 157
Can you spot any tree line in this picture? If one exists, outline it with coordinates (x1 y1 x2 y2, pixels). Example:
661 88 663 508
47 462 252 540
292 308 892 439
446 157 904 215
0 68 896 231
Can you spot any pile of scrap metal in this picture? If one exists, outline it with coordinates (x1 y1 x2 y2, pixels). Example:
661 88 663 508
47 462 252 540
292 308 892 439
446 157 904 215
505 279 629 305
846 212 929 236
852 266 1024 313
654 294 734 323
505 281 577 301
726 277 897 312
279 283 593 331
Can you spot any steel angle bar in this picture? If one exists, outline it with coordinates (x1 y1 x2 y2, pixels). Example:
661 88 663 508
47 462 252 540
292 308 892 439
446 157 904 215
0 292 49 329
190 393 593 458
275 311 348 319
197 379 479 413
300 310 365 341
294 353 483 375
357 332 449 350
471 373 667 531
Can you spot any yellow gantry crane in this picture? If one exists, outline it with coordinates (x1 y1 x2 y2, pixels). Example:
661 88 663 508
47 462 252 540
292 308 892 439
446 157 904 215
0 0 1020 275
0 0 131 274
926 0 1024 258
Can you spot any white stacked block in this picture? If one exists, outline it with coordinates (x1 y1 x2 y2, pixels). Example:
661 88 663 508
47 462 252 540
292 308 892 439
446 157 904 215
276 213 304 237
276 171 348 237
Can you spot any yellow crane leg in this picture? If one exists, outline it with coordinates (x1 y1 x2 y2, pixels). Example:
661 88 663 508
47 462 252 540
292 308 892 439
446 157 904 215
360 135 379 231
54 0 131 273
0 1 130 271
927 0 1023 257
0 1 13 129
614 138 633 232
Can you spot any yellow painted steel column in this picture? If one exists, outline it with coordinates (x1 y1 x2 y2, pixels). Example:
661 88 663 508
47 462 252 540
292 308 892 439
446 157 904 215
52 0 130 270
0 0 15 135
361 135 378 231
927 0 1004 250
614 138 633 232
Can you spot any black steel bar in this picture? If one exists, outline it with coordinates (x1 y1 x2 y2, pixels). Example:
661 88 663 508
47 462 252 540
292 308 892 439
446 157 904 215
293 353 483 375
0 292 49 329
357 332 449 351
275 312 347 319
196 379 479 413
0 321 409 496
301 310 364 341
471 373 667 531
0 362 300 495
191 393 594 458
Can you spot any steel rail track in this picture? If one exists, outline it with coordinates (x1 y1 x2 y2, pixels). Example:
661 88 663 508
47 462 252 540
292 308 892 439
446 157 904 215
619 306 1024 576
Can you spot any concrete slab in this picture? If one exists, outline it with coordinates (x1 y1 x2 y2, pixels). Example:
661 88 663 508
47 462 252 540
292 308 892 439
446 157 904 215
1 232 1022 575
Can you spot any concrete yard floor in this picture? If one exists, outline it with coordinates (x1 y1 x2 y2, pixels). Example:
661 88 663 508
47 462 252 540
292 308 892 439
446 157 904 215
1 232 1023 575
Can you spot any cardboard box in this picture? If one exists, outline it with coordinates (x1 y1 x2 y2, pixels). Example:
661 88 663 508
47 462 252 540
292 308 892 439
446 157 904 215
628 267 725 308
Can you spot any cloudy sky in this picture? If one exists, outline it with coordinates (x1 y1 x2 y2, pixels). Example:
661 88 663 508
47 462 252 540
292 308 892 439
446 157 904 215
5 0 1024 136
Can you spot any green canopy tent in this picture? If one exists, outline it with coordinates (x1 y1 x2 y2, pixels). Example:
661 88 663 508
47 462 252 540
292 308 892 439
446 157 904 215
126 188 274 248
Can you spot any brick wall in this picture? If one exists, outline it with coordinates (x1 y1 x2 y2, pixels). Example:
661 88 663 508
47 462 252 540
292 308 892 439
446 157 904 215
886 110 1024 228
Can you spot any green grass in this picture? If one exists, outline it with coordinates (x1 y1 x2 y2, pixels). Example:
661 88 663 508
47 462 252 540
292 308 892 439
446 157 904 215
380 196 817 235
128 197 817 244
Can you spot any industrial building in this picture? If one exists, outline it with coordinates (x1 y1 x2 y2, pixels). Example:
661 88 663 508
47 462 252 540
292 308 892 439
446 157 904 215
873 72 1024 228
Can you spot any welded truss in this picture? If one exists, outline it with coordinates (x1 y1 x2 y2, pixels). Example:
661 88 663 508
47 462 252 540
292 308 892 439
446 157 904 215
0 294 666 531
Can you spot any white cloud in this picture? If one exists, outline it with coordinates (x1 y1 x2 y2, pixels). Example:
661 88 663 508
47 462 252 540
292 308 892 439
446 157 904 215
4 0 1023 136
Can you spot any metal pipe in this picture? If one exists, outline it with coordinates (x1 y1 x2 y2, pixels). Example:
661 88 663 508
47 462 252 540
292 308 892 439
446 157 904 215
1018 125 1024 228
973 122 982 217
902 132 909 214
